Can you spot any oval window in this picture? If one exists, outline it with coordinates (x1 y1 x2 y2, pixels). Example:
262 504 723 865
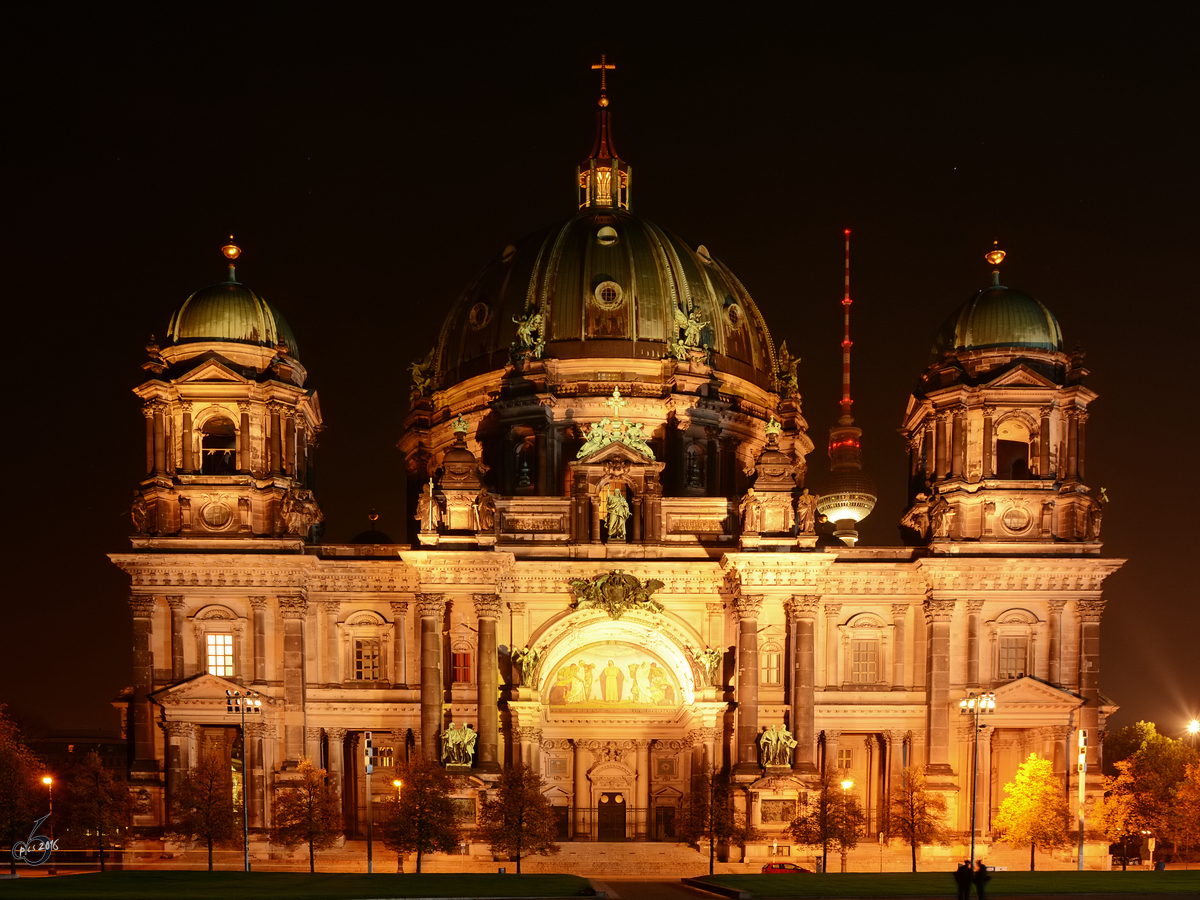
597 226 618 246
593 280 624 309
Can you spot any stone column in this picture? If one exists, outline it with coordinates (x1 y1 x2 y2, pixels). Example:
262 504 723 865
129 596 158 772
269 403 282 477
416 593 445 762
1077 411 1088 481
634 739 651 839
181 404 194 473
966 600 983 688
390 601 409 687
951 407 966 479
166 596 185 680
284 410 296 477
321 601 340 687
1046 600 1064 686
151 401 166 476
891 604 907 690
572 740 590 839
590 495 602 544
1066 409 1079 480
982 407 995 478
164 721 193 822
823 602 842 689
863 735 875 834
923 420 936 480
934 411 949 479
787 595 819 773
245 721 266 828
1039 407 1052 477
823 730 840 776
143 404 155 475
705 602 724 654
733 594 764 776
238 402 252 474
925 599 956 773
473 593 502 772
631 495 643 542
1077 600 1105 768
884 730 903 832
279 595 309 765
326 728 346 799
250 596 268 685
975 726 993 836
305 727 323 767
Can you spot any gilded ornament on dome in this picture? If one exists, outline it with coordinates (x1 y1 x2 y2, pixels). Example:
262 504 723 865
568 570 665 621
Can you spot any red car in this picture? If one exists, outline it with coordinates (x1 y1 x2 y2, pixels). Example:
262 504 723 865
761 862 811 874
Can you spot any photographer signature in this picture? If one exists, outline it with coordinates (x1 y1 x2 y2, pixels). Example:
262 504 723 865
12 814 58 866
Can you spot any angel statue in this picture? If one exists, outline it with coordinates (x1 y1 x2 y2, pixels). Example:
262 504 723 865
512 646 541 686
409 347 435 399
693 647 723 686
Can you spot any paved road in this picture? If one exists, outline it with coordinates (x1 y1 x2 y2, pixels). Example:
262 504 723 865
592 877 723 900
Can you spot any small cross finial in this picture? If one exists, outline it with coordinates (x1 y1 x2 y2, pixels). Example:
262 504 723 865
605 387 628 417
591 54 616 106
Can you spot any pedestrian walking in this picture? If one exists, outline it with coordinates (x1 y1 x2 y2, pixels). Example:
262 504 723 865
954 860 972 900
974 859 991 900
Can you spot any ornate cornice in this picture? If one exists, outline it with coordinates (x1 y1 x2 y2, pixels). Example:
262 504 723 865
919 558 1123 594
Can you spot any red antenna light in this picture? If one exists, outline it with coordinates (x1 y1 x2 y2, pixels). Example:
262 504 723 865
839 229 854 425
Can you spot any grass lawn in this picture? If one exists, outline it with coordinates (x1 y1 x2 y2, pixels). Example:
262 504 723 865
699 870 1200 896
0 871 593 899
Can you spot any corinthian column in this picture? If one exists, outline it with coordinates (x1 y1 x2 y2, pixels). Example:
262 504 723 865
129 596 158 772
924 599 956 774
733 594 764 776
1077 599 1105 768
279 594 309 765
416 593 446 762
786 595 819 773
167 596 186 680
473 593 502 772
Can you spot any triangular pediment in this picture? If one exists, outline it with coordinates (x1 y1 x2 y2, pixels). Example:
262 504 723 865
985 365 1058 389
576 439 656 466
174 358 249 384
152 673 276 708
992 676 1081 708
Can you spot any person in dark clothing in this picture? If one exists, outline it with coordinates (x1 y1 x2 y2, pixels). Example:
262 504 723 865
974 860 991 899
954 861 972 900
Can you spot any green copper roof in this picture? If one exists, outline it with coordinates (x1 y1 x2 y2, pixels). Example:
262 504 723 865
167 279 299 358
933 284 1062 356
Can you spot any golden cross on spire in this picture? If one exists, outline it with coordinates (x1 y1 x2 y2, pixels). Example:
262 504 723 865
591 54 616 105
605 387 628 418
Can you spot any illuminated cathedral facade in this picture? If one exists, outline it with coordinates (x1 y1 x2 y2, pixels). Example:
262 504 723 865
110 72 1122 869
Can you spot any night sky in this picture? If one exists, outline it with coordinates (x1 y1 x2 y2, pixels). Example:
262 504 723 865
6 9 1197 741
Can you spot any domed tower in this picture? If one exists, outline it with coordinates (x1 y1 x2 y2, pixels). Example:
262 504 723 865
131 240 323 542
815 230 876 546
899 245 1102 545
398 65 813 550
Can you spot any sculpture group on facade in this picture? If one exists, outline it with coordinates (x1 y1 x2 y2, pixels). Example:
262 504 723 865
512 309 545 360
671 304 710 361
280 486 323 537
512 646 541 686
569 570 666 621
758 724 798 768
409 347 435 400
692 646 723 686
736 485 819 535
440 722 478 766
575 390 656 461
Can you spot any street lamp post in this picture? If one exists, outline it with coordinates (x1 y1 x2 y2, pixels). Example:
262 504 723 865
41 776 55 875
225 689 261 872
959 691 996 871
393 779 404 873
840 778 854 873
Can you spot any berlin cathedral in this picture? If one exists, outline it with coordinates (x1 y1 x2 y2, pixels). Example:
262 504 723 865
110 67 1122 870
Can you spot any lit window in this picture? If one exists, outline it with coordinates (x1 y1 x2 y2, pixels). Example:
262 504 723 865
998 637 1027 681
761 649 782 686
354 639 381 681
452 646 473 684
206 633 234 676
851 639 878 683
200 416 237 475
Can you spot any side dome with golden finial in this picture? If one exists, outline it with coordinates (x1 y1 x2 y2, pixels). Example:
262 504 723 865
166 238 300 358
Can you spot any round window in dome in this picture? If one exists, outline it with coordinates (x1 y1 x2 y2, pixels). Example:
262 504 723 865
596 226 618 246
201 502 234 529
469 302 490 330
501 244 517 263
726 303 744 328
593 280 624 309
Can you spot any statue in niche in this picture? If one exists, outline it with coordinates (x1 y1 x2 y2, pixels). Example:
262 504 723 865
473 486 496 532
1084 493 1104 540
795 488 818 534
694 647 723 686
414 479 441 533
603 484 631 540
759 724 797 767
131 491 149 534
739 488 763 533
930 494 955 538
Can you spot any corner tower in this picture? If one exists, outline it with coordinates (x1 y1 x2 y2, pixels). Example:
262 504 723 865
131 240 323 543
899 245 1101 546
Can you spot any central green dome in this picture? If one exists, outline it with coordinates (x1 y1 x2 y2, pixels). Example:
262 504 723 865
167 272 299 358
933 283 1062 357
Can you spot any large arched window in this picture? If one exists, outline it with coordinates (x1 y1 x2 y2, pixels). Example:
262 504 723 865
995 416 1034 479
838 613 892 689
200 416 237 475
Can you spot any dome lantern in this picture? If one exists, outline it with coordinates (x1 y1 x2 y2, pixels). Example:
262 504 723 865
577 54 631 211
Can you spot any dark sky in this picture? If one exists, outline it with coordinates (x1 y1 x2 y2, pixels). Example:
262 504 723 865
6 9 1197 740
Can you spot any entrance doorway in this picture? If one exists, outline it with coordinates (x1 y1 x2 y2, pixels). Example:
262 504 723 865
598 792 627 840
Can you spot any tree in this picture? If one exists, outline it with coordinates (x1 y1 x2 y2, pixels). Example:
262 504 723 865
1171 762 1200 855
477 763 559 874
63 750 135 873
788 770 866 873
1097 735 1198 860
888 765 949 872
993 753 1069 870
678 765 758 875
0 705 43 876
269 757 342 873
379 755 460 873
166 751 240 871
1102 721 1162 774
